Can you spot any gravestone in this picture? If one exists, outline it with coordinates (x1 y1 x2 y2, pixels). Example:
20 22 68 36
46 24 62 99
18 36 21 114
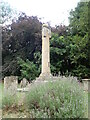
20 78 29 88
4 76 18 95
82 79 90 91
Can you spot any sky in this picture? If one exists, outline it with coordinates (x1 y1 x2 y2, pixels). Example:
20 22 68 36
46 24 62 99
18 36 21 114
4 0 80 26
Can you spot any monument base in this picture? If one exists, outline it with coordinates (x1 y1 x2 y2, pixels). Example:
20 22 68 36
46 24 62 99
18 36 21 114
36 72 53 81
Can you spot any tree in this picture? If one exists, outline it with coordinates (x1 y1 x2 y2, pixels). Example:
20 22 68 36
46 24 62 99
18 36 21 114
0 0 17 24
2 13 42 79
50 2 90 78
17 57 39 81
68 2 90 78
69 2 88 36
50 33 71 75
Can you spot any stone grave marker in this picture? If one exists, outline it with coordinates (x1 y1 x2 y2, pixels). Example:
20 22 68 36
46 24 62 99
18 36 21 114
20 78 29 88
4 76 18 95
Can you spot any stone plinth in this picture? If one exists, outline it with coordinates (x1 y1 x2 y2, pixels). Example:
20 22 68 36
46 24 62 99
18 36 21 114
4 76 18 95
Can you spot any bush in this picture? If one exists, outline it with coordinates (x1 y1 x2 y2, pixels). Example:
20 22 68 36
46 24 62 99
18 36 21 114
17 57 39 81
0 83 3 109
2 93 18 109
26 78 87 118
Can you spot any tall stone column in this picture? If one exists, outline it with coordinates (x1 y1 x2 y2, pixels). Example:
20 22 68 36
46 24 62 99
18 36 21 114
40 24 52 78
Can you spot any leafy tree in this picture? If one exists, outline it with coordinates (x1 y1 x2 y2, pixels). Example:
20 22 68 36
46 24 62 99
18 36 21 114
50 33 70 75
34 52 41 73
50 32 90 78
50 2 90 78
68 2 90 78
52 25 68 36
2 14 42 78
69 2 88 36
17 57 39 81
0 0 17 24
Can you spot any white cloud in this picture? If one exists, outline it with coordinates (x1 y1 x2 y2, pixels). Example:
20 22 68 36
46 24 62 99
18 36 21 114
3 0 80 26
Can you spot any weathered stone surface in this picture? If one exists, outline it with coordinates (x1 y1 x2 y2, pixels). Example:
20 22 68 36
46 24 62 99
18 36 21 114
82 79 90 91
39 24 52 80
17 88 29 92
4 76 18 95
20 78 29 88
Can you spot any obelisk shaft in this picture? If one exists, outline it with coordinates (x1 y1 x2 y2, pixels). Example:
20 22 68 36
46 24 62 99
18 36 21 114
40 24 51 77
42 35 50 74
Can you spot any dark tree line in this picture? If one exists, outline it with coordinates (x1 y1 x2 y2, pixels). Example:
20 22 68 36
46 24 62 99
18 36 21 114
2 13 42 78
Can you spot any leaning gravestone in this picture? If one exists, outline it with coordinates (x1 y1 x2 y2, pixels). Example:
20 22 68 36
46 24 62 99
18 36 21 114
4 76 18 96
20 78 29 88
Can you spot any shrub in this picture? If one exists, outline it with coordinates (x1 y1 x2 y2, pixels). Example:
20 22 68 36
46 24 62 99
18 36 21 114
0 83 3 109
26 78 87 118
2 92 18 109
17 57 39 81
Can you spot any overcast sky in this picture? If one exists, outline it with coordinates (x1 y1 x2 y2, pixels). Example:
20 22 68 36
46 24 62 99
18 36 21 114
4 0 80 26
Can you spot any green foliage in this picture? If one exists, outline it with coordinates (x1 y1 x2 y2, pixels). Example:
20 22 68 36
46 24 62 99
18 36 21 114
2 1 90 79
2 93 18 109
0 0 17 24
72 65 90 78
50 33 72 75
68 2 90 78
69 2 88 36
50 32 90 78
50 2 90 78
26 78 86 118
0 83 3 109
34 52 41 73
17 57 39 81
2 14 41 79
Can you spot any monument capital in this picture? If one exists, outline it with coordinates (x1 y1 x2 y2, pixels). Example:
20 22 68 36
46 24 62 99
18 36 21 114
42 24 51 38
42 23 49 28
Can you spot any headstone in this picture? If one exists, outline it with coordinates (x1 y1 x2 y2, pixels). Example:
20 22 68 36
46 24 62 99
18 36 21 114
4 76 18 95
82 79 90 91
20 78 29 88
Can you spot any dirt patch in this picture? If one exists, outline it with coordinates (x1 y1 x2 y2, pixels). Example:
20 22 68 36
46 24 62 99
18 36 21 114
2 109 29 118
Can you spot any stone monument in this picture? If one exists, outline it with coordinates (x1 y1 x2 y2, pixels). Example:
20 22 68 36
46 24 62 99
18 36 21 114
4 76 18 95
20 78 29 88
39 24 52 80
